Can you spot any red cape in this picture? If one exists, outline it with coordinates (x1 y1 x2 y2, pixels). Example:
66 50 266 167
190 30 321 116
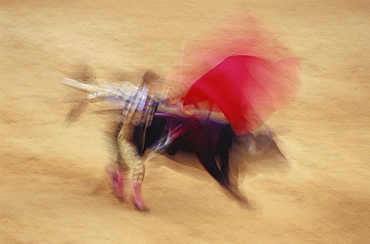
183 55 300 135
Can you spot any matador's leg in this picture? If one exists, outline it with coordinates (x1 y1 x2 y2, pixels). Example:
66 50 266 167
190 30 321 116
106 152 128 201
117 124 148 211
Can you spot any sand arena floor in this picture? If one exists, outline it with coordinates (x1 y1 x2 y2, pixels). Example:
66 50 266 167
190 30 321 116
0 0 369 243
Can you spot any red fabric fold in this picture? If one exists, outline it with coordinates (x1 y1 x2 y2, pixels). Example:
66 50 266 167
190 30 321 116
183 55 300 135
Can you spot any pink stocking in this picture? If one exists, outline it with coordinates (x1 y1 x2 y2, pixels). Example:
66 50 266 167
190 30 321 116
110 170 126 200
133 182 148 211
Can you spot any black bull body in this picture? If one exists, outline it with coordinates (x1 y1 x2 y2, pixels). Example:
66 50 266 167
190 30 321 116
130 112 248 203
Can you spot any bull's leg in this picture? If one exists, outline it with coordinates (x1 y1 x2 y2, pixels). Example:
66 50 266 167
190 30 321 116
192 140 248 203
192 145 230 189
200 152 247 203
219 149 230 186
218 125 234 186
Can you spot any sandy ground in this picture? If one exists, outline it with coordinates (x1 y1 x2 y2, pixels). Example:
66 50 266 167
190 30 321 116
1 0 369 243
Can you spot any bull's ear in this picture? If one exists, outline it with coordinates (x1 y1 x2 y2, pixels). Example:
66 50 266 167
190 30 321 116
139 70 162 89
